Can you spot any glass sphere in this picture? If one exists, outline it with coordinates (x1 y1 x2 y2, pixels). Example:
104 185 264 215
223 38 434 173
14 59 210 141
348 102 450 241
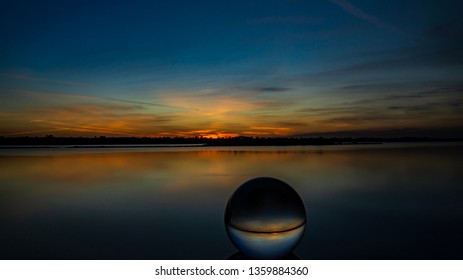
225 177 306 259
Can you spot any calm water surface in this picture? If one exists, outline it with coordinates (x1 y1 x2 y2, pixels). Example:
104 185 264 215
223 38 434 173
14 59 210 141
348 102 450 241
1 143 462 259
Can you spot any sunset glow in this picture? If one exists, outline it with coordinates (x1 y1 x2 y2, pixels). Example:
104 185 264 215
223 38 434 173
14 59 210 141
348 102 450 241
1 1 462 138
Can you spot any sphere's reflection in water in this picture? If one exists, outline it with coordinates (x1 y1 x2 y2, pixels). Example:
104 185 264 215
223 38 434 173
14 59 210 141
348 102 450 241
225 177 306 259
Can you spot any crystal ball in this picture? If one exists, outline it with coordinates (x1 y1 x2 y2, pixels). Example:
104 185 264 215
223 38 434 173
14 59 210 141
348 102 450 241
225 177 306 259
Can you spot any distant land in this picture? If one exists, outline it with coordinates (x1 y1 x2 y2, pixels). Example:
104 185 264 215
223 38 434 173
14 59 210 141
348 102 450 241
0 135 462 147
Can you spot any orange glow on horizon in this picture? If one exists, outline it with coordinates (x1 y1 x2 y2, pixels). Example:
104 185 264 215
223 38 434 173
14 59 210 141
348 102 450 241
2 87 462 138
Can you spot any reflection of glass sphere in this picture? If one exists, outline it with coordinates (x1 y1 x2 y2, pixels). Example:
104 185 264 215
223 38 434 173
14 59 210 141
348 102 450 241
225 177 306 259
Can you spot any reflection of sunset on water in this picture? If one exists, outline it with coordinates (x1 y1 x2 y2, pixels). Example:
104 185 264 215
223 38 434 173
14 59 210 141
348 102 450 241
1 143 462 259
226 224 305 259
230 220 305 233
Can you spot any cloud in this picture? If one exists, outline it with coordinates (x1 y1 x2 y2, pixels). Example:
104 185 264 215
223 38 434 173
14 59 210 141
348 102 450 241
2 84 307 137
277 47 463 90
225 86 291 94
328 0 405 35
329 0 376 21
254 87 291 92
293 126 463 138
98 96 196 111
337 83 463 106
337 81 463 95
0 88 196 137
0 72 93 87
4 102 185 137
295 80 463 131
0 73 197 110
182 86 292 96
388 104 439 112
15 89 196 111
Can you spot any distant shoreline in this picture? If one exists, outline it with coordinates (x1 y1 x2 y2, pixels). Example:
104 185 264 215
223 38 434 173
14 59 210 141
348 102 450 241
1 136 462 148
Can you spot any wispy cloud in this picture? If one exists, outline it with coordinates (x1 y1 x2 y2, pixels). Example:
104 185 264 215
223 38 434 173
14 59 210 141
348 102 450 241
0 101 187 137
98 96 197 111
0 128 70 137
0 72 93 87
16 89 196 111
0 73 197 110
1 87 301 137
253 87 291 92
229 86 292 93
276 47 463 89
328 0 405 35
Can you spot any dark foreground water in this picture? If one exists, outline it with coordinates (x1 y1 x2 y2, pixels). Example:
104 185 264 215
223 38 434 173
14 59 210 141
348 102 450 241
1 143 462 259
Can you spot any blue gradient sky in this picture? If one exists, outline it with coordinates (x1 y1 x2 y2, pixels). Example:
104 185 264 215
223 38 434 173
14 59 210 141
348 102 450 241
1 0 462 137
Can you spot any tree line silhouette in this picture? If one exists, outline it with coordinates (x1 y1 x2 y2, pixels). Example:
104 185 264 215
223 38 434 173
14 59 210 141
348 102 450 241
0 135 461 147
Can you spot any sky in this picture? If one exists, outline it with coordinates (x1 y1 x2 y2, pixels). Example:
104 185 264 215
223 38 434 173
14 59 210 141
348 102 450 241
1 0 462 138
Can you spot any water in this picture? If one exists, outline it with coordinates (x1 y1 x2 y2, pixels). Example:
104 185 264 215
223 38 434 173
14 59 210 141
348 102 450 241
1 143 462 259
225 177 306 259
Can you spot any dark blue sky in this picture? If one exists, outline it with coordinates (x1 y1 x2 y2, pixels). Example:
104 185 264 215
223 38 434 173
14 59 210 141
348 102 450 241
1 0 462 137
